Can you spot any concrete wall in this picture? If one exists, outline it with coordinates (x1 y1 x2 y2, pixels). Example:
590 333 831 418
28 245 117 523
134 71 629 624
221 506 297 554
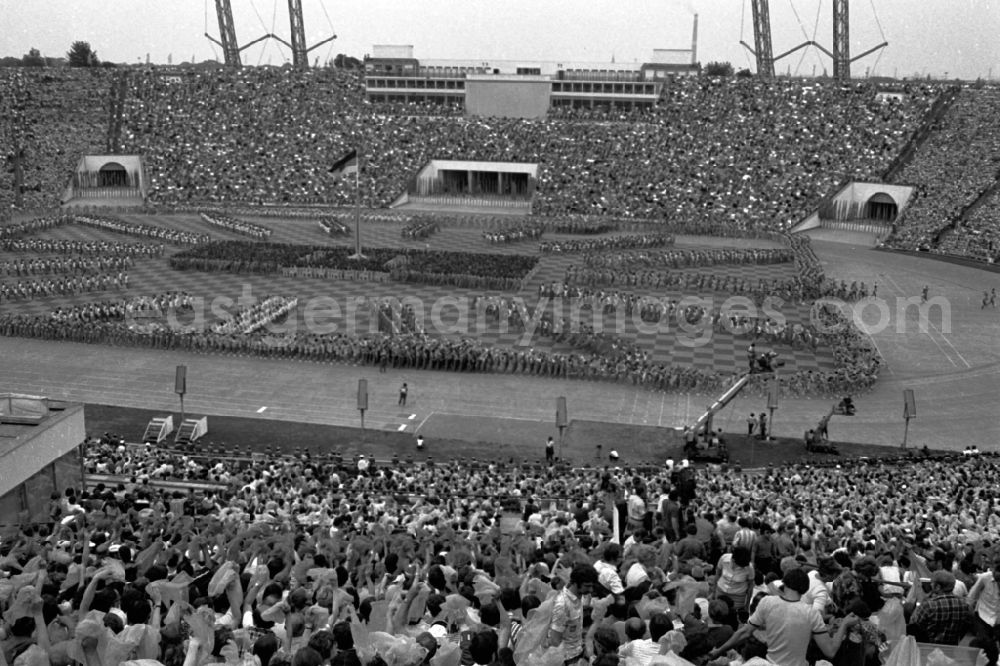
0 405 86 498
0 448 82 529
464 77 551 119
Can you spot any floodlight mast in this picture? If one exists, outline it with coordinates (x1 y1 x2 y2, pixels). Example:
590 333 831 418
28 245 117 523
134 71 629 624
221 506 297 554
207 0 241 67
271 0 337 70
833 0 850 79
749 0 775 77
205 0 274 68
741 0 887 80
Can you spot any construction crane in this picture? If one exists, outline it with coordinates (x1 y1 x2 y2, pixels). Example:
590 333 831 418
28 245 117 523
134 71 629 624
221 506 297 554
205 0 273 68
271 0 337 70
742 0 888 80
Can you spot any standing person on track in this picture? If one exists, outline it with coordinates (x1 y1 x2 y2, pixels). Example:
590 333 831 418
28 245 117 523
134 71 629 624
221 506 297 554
399 382 408 406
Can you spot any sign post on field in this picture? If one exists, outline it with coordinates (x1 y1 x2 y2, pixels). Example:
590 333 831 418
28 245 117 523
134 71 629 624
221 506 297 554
556 397 567 460
358 379 369 429
175 365 187 424
901 389 916 448
766 373 778 442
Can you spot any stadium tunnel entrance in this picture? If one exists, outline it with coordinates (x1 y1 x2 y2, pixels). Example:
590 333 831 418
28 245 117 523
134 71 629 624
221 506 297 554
98 162 128 187
439 169 531 197
865 192 898 222
392 159 538 213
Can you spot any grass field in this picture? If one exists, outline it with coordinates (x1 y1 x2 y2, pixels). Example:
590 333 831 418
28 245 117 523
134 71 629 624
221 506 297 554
0 217 833 374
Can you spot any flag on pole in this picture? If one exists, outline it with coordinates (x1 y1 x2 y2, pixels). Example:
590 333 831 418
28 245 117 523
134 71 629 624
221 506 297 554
329 148 358 179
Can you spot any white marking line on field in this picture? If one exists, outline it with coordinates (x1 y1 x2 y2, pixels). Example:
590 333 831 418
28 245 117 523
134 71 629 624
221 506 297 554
256 406 268 413
397 424 407 431
408 414 416 420
414 411 435 432
924 317 972 369
882 275 958 369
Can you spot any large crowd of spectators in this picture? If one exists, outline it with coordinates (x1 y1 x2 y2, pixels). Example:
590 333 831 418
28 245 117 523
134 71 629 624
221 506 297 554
885 86 1000 255
0 69 111 211
935 186 1000 263
10 67 1000 263
3 439 999 666
114 69 936 231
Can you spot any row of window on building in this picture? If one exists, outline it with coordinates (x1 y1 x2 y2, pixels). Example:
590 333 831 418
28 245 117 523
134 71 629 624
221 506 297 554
366 93 654 111
368 78 466 90
551 81 656 95
366 79 657 96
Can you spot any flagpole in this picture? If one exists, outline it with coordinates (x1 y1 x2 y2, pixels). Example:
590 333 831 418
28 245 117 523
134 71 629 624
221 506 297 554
349 148 365 260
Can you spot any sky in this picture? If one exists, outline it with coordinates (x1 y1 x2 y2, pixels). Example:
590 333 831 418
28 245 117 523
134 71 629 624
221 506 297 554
2 0 999 80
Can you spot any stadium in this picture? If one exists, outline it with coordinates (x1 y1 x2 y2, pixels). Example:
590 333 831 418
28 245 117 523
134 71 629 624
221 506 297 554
1 1 999 665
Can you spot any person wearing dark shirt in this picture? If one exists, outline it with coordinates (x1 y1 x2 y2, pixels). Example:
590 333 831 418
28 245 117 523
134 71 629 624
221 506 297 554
908 571 972 645
675 524 707 563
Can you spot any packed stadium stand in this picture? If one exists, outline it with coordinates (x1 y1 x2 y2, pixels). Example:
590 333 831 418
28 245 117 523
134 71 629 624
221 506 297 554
6 67 1000 264
0 69 112 211
103 69 936 226
4 60 1000 666
884 86 1000 261
0 431 997 666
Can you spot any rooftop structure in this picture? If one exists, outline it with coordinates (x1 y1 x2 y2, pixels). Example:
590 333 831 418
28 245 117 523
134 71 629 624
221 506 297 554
364 44 700 115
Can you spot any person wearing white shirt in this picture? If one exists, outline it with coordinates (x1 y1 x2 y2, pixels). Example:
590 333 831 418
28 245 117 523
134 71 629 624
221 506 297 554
594 543 626 604
968 559 1000 666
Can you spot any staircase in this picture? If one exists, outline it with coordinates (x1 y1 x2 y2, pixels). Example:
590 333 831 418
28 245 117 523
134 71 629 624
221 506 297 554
106 72 129 154
175 416 208 446
141 415 174 445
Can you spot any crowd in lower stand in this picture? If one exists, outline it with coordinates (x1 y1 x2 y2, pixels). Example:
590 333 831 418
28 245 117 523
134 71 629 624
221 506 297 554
3 436 1000 666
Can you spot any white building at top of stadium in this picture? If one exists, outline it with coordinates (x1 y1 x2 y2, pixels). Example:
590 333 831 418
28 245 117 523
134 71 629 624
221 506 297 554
364 44 700 114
